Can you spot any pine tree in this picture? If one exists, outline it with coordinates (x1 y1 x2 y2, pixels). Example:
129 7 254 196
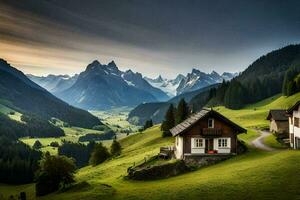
161 104 175 137
111 140 121 156
89 143 110 166
33 140 42 149
143 120 153 130
224 80 246 109
175 99 189 124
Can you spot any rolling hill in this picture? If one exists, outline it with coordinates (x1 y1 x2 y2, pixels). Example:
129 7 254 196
3 92 300 199
128 83 220 125
0 59 101 128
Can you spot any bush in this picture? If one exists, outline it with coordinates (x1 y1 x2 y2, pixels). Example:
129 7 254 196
78 131 116 142
35 154 76 196
58 141 96 168
111 140 121 156
50 141 59 147
237 140 248 154
143 120 153 130
89 143 110 166
92 125 110 131
33 140 42 149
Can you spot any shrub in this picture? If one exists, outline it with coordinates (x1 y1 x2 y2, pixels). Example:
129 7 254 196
58 141 96 168
35 154 76 196
111 140 121 156
33 140 42 149
92 125 110 131
78 131 116 142
143 120 153 130
89 143 110 166
50 141 59 147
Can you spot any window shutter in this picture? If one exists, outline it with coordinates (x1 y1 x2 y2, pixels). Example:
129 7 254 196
213 138 218 149
227 138 231 148
191 138 194 148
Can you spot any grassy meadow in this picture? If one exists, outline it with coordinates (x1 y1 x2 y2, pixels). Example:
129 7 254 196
0 103 23 122
1 93 300 199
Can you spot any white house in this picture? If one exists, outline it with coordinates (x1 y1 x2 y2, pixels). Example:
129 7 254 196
170 108 246 160
287 101 300 149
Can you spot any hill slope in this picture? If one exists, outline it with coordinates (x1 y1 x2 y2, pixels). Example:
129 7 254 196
44 92 300 199
0 59 101 128
128 84 220 125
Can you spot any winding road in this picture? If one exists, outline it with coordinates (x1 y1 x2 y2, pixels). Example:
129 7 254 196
251 130 275 151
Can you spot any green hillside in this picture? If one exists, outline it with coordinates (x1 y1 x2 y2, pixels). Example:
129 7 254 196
1 93 300 200
215 92 300 128
0 101 23 122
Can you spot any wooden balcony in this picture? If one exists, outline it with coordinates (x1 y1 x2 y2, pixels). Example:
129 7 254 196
159 146 175 159
202 128 222 136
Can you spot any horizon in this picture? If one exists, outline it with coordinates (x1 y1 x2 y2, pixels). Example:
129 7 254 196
23 58 241 79
1 0 300 78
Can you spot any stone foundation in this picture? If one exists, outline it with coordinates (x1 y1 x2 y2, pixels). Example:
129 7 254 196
184 154 232 168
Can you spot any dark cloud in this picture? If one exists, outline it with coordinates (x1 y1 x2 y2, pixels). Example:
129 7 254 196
0 0 300 77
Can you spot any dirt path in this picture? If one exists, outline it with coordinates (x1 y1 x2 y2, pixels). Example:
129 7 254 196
251 130 275 151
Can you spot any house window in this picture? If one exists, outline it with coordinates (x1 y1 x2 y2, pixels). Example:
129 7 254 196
294 117 300 128
194 138 204 148
176 137 179 146
218 138 229 148
208 118 214 128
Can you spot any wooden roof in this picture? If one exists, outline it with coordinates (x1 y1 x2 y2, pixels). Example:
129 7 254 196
287 101 300 115
170 108 246 136
266 110 288 121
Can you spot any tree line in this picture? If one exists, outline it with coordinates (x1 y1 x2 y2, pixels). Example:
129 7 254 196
161 99 189 137
0 136 42 184
36 139 121 196
282 64 300 96
0 113 64 139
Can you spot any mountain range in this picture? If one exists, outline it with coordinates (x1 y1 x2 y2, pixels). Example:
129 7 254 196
0 59 101 128
128 44 300 125
29 60 236 110
27 74 78 93
145 70 237 96
52 60 169 110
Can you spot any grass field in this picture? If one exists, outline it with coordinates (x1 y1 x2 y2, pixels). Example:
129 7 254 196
0 103 23 122
1 93 300 200
215 92 300 129
263 134 288 149
91 107 140 134
20 127 110 154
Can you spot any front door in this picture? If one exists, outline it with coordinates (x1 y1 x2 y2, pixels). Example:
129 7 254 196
205 138 214 153
296 137 300 149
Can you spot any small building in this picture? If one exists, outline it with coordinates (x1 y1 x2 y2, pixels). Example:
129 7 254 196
170 108 246 160
287 101 300 149
266 110 288 134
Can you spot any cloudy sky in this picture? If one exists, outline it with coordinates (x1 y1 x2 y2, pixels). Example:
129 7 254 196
0 0 300 78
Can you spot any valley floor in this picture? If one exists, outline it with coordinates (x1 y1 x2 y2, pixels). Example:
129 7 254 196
1 93 300 200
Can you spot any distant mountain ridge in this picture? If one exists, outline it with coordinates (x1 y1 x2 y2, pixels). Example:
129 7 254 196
145 70 237 96
27 74 78 93
128 83 220 125
55 60 169 110
0 58 101 128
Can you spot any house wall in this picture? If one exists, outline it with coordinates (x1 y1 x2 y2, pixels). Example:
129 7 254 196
175 136 184 159
290 106 300 149
270 119 288 133
270 119 278 132
182 115 237 155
